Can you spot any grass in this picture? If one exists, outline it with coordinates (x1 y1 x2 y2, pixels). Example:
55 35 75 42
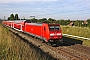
0 24 55 60
61 26 90 38
61 26 90 46
82 40 90 46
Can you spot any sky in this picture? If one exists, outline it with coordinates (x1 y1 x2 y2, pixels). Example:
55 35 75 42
0 0 90 20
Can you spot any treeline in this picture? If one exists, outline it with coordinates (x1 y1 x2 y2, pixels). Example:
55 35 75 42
8 14 90 28
30 18 90 27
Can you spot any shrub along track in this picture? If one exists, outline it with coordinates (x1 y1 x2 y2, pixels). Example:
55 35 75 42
4 25 90 60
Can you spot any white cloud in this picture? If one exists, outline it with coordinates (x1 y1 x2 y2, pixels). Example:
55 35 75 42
0 4 9 7
35 8 47 12
36 8 41 10
0 0 58 4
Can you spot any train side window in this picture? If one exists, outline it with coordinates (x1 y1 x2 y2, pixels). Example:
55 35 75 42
44 27 46 31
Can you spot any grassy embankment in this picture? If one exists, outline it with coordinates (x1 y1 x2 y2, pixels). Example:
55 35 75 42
0 25 54 60
61 26 90 46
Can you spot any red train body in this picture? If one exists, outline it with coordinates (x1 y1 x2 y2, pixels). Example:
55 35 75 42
2 20 62 44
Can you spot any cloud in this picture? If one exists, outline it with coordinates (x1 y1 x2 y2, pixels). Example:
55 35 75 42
0 4 9 7
0 0 58 4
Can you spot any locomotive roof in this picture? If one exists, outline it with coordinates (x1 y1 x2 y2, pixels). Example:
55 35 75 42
25 23 42 26
25 23 60 26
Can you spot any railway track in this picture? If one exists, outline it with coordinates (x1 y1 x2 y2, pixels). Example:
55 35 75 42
4 25 90 60
52 46 90 60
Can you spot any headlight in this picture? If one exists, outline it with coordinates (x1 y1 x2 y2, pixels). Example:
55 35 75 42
50 34 54 36
57 33 61 35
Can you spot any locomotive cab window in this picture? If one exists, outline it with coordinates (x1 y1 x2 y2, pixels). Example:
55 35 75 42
49 26 60 30
55 26 60 30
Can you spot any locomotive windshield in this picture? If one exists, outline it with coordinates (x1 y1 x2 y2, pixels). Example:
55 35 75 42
49 26 60 30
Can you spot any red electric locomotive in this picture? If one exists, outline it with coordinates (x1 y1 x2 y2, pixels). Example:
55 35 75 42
2 20 62 44
24 22 62 43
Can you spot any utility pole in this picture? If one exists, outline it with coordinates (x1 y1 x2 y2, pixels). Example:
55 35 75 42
4 16 5 20
23 16 25 20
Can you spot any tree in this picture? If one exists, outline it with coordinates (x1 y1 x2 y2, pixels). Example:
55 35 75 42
38 18 47 23
87 19 90 28
66 19 71 25
31 18 38 23
8 17 10 20
15 14 19 20
42 18 47 21
48 18 56 23
10 14 14 20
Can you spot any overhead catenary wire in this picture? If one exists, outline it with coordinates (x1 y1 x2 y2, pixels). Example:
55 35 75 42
35 0 89 17
35 8 90 17
17 0 89 19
